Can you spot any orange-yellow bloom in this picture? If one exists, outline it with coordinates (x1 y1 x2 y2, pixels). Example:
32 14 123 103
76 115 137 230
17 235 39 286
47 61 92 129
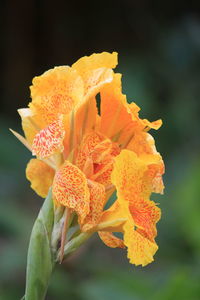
15 51 164 267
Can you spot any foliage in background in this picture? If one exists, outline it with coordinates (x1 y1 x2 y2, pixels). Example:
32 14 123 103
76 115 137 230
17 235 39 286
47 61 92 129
1 13 200 300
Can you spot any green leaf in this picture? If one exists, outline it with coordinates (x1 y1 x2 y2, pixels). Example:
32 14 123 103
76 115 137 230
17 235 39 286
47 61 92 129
24 189 55 300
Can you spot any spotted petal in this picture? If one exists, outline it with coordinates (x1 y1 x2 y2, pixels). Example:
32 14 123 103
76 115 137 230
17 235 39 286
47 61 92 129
72 52 117 99
30 66 84 124
52 161 90 223
123 221 158 266
111 149 161 265
32 118 65 158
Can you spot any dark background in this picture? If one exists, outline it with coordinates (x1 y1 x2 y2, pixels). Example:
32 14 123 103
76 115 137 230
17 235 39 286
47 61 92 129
1 1 200 299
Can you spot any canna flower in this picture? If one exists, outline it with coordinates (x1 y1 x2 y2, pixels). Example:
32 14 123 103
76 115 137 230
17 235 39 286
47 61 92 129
14 52 164 267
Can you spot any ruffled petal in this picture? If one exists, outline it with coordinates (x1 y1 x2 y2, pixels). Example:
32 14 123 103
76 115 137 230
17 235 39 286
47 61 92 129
142 119 162 130
26 159 55 198
52 161 90 223
127 103 162 131
98 231 125 248
111 149 162 222
127 132 157 156
100 74 162 147
147 161 165 194
123 221 158 266
127 132 165 194
72 52 118 71
129 199 161 241
83 68 113 99
30 66 84 124
32 118 65 158
111 149 161 265
72 52 117 99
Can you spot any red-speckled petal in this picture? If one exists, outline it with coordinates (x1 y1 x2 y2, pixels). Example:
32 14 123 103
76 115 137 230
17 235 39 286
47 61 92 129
52 161 90 223
32 118 65 158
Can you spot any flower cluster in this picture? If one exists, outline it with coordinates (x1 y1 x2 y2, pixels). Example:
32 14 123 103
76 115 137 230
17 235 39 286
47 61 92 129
16 52 164 266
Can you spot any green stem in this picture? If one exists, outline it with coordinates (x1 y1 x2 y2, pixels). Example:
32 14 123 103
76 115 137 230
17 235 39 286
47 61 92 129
24 189 55 300
23 189 93 299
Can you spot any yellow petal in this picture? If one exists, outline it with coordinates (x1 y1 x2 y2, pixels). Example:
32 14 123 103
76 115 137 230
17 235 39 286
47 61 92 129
32 118 65 158
147 161 165 195
127 132 157 156
112 150 161 231
26 159 55 198
30 66 84 124
72 52 118 74
98 196 159 264
111 149 161 265
83 68 114 99
127 133 165 194
74 97 99 148
123 221 158 266
98 231 125 249
72 52 118 99
142 118 162 130
63 97 99 159
111 150 148 203
52 161 90 223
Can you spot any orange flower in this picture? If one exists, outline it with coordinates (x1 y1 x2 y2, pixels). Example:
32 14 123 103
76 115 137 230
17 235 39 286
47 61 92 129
14 52 164 266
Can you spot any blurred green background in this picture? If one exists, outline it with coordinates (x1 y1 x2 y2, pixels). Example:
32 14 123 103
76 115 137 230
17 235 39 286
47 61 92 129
1 1 200 299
